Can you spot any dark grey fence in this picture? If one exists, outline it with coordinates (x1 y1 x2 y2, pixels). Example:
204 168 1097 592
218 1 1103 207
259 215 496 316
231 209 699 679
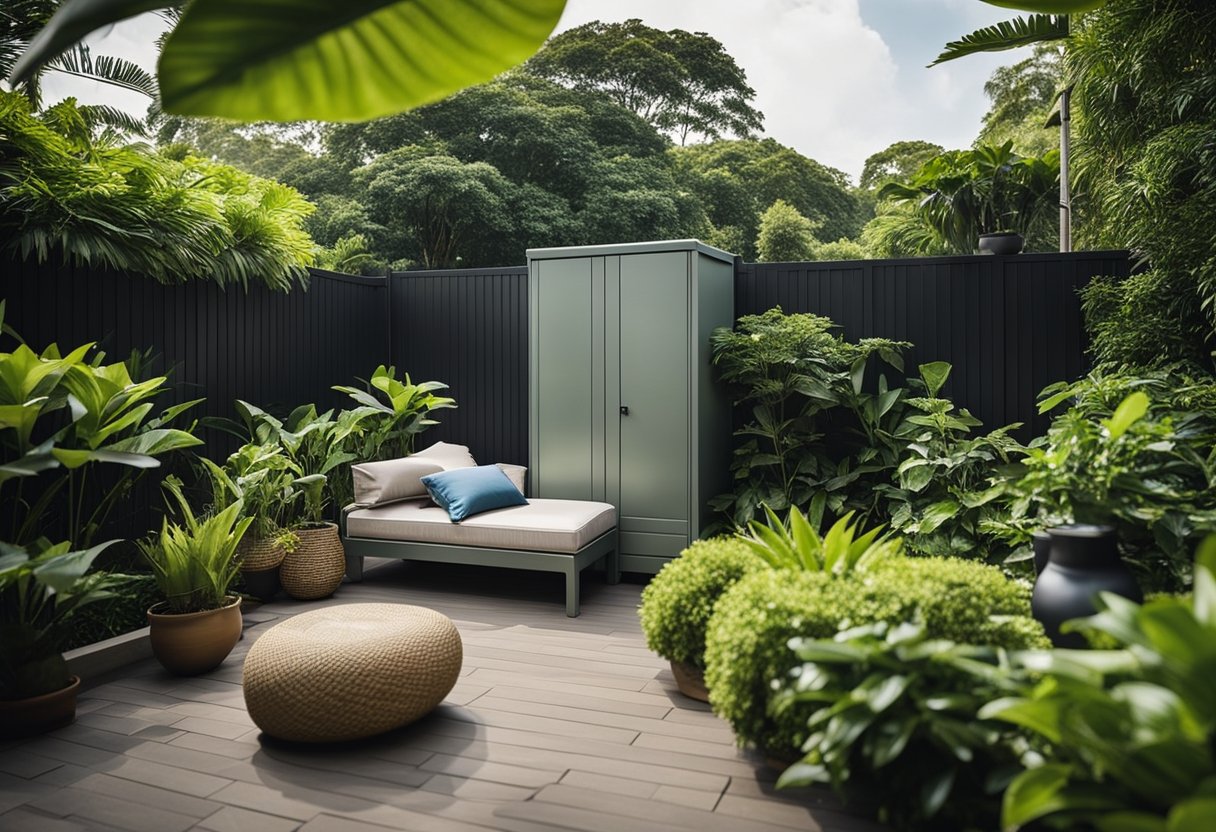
4 259 390 462
737 251 1130 438
389 267 530 466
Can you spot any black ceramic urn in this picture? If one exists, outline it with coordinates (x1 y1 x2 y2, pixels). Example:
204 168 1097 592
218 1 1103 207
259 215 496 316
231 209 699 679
1031 524 1142 648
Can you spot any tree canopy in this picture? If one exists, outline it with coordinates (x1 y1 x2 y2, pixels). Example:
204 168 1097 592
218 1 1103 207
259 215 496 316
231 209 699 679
859 141 945 191
525 19 763 145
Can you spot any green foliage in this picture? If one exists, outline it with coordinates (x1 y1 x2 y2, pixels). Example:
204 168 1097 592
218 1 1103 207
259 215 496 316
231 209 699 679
315 233 379 275
672 138 865 260
138 477 250 614
201 444 298 543
637 537 764 669
808 238 866 261
334 364 456 461
704 558 1045 756
0 312 202 548
0 92 315 289
737 506 901 574
775 621 1026 831
755 199 818 262
13 0 566 123
1069 0 1216 367
0 538 128 698
860 201 953 259
976 45 1063 157
984 539 1216 831
524 18 763 145
859 141 945 192
877 141 1059 253
932 14 1069 66
1002 376 1216 591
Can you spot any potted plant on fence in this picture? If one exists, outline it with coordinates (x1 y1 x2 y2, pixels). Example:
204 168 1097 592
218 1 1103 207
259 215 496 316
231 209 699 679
0 540 128 737
139 477 252 675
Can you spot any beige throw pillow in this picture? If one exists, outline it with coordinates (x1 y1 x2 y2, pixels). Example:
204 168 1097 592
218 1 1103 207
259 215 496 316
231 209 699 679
351 457 444 507
412 441 478 470
495 463 527 496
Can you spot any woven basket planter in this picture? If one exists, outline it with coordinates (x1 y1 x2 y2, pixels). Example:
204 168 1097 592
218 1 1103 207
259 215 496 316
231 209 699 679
280 522 345 600
237 537 286 572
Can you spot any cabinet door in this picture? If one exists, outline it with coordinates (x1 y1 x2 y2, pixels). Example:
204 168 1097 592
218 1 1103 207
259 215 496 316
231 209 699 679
615 252 690 553
532 257 600 500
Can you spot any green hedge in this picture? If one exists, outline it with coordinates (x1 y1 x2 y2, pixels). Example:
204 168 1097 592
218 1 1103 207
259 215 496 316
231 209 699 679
704 557 1047 756
638 537 765 669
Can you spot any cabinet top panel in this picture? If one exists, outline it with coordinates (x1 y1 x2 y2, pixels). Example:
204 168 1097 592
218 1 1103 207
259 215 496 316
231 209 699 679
527 239 735 265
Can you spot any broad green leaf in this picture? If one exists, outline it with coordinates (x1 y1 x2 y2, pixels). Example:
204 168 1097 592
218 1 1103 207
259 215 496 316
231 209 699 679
980 696 1063 743
931 13 1070 66
1193 535 1216 626
917 500 960 534
919 361 952 397
1167 799 1216 832
1096 812 1169 832
31 540 119 594
1104 392 1150 440
1002 764 1074 828
51 448 159 469
158 0 569 121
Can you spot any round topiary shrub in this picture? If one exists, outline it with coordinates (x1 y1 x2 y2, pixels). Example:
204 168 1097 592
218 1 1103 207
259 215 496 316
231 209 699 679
639 537 765 669
704 557 1048 757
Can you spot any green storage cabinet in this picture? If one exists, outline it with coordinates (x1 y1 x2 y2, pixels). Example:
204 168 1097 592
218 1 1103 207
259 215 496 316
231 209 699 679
527 240 736 574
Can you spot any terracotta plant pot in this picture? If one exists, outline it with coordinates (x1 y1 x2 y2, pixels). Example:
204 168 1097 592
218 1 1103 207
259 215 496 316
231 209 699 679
281 523 345 600
671 660 710 702
148 596 243 675
0 675 80 739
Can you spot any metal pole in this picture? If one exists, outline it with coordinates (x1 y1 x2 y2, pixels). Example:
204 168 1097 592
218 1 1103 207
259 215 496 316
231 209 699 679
1059 86 1072 252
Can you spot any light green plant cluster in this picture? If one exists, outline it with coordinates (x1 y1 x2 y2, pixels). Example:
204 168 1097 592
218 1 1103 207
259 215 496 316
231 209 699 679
638 538 765 669
704 558 1046 757
138 478 251 614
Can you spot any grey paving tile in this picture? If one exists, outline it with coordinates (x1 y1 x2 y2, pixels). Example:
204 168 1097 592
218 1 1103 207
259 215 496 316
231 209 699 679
195 806 301 832
0 806 93 832
420 773 537 802
445 704 640 745
166 702 256 728
0 770 59 813
654 784 722 811
632 732 749 760
75 713 163 736
557 770 659 799
533 783 802 832
32 763 92 788
0 749 65 779
130 725 187 742
73 772 223 818
17 738 119 768
714 794 886 832
93 755 232 798
172 717 252 740
206 781 329 822
24 786 199 832
485 685 672 719
473 696 734 742
420 753 562 788
81 684 180 709
169 732 260 760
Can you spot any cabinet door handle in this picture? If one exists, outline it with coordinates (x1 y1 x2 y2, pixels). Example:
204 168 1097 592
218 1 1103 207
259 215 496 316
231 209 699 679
620 405 630 416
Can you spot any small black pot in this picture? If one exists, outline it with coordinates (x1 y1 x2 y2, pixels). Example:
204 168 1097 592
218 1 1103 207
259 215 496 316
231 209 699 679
1031 530 1052 576
978 232 1024 255
240 567 282 601
1031 524 1142 648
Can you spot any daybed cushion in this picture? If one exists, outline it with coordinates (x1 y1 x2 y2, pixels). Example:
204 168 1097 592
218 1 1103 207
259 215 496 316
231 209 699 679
351 457 444 507
420 465 528 522
412 441 478 470
345 498 616 554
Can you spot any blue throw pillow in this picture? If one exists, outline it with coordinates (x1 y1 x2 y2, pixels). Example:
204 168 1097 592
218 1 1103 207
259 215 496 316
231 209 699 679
420 465 529 522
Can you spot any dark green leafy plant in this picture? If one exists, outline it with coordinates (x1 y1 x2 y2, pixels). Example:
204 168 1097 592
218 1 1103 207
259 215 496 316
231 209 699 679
1002 380 1216 591
334 364 456 460
0 538 128 699
775 621 1026 831
983 537 1216 831
638 537 764 670
201 444 299 544
138 477 251 614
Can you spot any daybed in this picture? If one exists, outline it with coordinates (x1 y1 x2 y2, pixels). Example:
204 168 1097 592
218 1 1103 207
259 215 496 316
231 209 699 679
339 443 619 617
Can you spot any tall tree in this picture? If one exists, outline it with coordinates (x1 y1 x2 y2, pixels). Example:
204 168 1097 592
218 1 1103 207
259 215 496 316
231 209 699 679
859 140 945 191
524 19 763 145
755 200 818 262
977 45 1062 155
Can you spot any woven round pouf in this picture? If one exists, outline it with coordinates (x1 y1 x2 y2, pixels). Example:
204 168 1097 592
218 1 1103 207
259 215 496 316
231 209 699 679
242 604 462 742
279 523 345 600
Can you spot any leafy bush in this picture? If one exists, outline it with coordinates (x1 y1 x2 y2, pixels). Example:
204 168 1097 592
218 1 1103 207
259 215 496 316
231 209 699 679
775 622 1025 831
984 539 1216 831
638 537 764 669
1001 375 1216 591
0 92 314 290
705 557 1045 756
737 506 901 573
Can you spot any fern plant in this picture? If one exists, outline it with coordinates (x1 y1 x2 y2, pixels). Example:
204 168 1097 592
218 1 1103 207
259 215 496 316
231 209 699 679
738 505 902 574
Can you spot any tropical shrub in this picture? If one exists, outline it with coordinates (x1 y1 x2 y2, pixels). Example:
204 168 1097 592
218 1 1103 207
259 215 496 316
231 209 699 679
775 622 1026 831
638 537 764 670
1001 378 1216 591
0 539 129 699
201 444 299 544
138 478 251 614
876 141 1059 254
737 506 901 574
0 92 314 289
984 538 1216 831
334 364 456 461
704 557 1045 756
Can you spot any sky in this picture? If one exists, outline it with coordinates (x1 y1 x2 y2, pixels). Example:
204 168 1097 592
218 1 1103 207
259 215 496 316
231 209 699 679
39 0 1023 182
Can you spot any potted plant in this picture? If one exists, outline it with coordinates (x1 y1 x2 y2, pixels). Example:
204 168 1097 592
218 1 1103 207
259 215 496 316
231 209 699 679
203 445 300 600
0 540 128 737
139 478 252 675
279 471 347 600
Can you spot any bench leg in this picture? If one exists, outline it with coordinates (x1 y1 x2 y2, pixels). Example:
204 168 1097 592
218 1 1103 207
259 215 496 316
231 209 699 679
565 566 580 617
345 553 364 583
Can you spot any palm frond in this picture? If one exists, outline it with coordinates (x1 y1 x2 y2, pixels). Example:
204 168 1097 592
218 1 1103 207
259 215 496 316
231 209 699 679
76 104 150 137
48 46 158 99
930 15 1070 66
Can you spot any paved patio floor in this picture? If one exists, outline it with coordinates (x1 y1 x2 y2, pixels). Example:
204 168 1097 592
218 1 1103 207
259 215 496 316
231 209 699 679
1 559 884 832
